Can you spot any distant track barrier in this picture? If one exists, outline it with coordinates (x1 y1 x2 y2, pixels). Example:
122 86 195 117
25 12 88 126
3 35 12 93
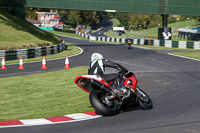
0 42 66 61
76 31 200 50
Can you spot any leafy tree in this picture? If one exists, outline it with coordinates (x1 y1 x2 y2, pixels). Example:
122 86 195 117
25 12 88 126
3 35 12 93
1 0 26 7
67 10 82 27
0 0 2 7
58 9 104 29
26 7 41 20
116 13 162 30
59 10 69 24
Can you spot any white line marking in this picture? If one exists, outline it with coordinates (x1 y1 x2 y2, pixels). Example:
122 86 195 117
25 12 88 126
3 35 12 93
147 58 170 65
168 53 200 62
113 60 159 70
0 71 45 77
163 83 171 85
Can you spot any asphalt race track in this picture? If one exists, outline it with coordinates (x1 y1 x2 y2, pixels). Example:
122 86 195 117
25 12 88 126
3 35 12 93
1 35 200 133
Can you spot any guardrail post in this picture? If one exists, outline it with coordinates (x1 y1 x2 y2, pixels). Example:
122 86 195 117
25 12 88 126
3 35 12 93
178 41 187 49
46 46 51 55
17 49 27 60
0 50 6 59
41 47 46 56
111 38 115 43
57 44 60 53
140 39 145 45
35 47 42 57
154 40 160 46
187 41 194 49
106 37 110 42
194 41 200 49
172 41 179 48
27 48 35 59
159 40 165 46
121 38 125 43
165 40 172 48
54 45 58 54
137 39 140 45
5 50 17 61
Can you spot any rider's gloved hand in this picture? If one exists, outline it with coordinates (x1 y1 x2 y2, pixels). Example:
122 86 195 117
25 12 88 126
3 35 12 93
124 68 129 74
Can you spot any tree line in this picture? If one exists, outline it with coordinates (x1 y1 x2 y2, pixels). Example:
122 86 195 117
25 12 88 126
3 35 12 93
115 13 200 30
26 8 106 30
26 8 200 30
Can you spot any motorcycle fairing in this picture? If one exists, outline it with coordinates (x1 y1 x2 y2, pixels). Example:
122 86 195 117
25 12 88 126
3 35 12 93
123 75 138 91
74 75 110 93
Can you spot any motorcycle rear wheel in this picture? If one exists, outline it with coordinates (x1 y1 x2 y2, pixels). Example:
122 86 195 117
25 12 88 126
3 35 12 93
89 90 120 116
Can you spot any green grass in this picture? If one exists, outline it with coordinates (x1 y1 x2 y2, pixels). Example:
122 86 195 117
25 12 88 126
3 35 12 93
132 44 187 50
5 44 81 64
106 19 196 40
0 12 61 50
0 67 94 121
48 31 88 40
134 44 200 60
131 44 200 51
104 31 124 38
127 19 196 38
172 52 200 60
111 18 120 27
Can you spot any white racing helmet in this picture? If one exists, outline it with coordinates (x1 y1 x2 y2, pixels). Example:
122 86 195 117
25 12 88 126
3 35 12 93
91 53 104 62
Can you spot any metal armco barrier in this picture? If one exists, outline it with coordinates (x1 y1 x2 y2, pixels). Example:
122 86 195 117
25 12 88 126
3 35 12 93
5 50 17 60
17 49 27 59
35 47 42 57
0 42 66 61
76 31 200 49
0 50 6 59
46 46 51 55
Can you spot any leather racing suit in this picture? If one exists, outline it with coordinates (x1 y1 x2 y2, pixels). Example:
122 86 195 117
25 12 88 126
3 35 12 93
88 59 128 89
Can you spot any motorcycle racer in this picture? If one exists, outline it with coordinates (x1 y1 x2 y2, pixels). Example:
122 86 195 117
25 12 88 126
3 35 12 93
88 53 129 92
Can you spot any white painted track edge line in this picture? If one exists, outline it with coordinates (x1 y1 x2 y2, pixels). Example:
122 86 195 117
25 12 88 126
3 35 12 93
168 53 200 62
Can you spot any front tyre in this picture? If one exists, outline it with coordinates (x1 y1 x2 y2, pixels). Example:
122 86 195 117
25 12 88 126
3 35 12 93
137 88 153 110
89 90 120 116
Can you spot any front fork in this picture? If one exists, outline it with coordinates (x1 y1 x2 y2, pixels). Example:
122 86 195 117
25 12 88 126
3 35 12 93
136 87 146 97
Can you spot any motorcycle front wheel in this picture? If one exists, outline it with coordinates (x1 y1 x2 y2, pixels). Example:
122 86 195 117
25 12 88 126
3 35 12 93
89 90 120 116
137 88 153 110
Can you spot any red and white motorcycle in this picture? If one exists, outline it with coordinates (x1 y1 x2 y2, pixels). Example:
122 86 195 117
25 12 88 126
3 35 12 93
74 70 153 116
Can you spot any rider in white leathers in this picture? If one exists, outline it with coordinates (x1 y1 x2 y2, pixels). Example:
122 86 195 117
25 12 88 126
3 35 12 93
88 53 129 91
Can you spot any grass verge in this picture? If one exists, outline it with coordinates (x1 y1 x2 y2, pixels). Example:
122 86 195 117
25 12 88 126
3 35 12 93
171 52 200 60
5 44 81 65
0 66 94 121
134 45 200 60
106 19 196 41
127 19 196 39
0 12 61 50
111 18 120 27
132 44 191 50
48 31 87 40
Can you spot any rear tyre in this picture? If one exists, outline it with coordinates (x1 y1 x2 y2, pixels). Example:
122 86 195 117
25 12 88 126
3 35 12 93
127 44 131 49
89 90 120 116
137 89 153 110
